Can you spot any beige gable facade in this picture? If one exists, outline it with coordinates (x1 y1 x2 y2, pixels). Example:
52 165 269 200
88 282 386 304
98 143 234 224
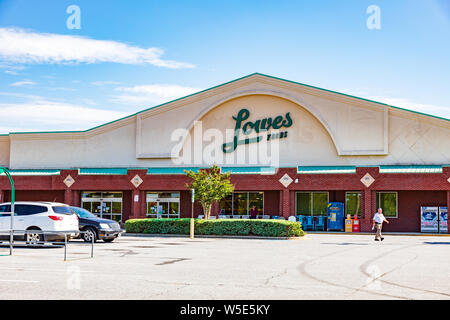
1 74 449 169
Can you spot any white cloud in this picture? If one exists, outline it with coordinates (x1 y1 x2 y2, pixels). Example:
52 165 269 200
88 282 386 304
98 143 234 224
0 27 195 69
45 87 77 92
366 96 450 120
10 80 36 87
91 81 121 86
112 84 201 105
0 63 25 75
0 100 129 133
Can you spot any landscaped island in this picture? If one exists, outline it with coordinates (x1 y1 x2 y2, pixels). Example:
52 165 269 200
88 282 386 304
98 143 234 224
125 218 304 238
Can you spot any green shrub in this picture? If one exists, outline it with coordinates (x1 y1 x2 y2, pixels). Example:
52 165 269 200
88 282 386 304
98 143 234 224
125 218 304 237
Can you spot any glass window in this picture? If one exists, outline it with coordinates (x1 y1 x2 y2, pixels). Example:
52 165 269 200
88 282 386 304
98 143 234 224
249 192 264 215
82 202 91 212
82 192 101 198
147 201 158 215
52 206 73 215
101 192 122 198
233 193 248 215
346 192 361 217
219 192 264 216
376 192 398 217
312 193 328 216
0 205 11 213
296 192 329 216
69 207 97 218
15 205 47 216
219 194 233 215
296 193 311 215
112 202 122 214
146 192 180 218
169 202 179 217
91 202 101 215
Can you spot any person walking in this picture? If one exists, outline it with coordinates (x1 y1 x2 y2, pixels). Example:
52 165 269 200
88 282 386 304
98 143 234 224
372 208 390 241
250 205 258 219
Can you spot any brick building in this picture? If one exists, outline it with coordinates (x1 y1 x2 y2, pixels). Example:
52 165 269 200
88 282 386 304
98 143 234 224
0 73 449 232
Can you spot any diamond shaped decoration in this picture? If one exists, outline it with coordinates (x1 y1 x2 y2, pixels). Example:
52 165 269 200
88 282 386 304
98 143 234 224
63 175 75 188
279 173 293 188
131 174 143 188
360 173 375 188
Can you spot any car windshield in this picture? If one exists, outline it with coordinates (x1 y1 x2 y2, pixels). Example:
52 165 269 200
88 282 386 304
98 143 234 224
52 206 74 215
69 207 97 218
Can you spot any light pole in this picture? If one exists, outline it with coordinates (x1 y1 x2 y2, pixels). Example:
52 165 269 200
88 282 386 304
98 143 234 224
190 188 195 239
0 167 15 255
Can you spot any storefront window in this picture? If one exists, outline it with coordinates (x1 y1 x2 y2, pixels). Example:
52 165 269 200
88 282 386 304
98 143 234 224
249 192 264 215
233 192 248 215
346 192 361 217
81 192 123 222
219 194 233 215
376 192 398 217
296 192 311 215
296 192 329 216
146 192 180 218
219 192 264 216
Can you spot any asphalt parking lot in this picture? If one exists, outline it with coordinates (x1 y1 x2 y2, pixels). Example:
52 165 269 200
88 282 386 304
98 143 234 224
0 234 449 300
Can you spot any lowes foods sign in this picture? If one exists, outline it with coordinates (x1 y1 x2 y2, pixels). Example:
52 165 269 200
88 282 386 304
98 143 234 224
222 108 293 153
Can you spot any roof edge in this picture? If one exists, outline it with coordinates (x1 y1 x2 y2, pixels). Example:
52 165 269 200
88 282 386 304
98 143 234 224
5 72 449 136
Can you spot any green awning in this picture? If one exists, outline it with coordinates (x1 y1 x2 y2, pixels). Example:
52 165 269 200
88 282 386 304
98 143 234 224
379 165 443 173
147 167 204 175
221 167 276 174
297 166 356 174
0 169 61 176
79 168 128 175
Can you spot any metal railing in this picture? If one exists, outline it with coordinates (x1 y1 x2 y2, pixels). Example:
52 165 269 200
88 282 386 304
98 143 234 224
0 229 94 261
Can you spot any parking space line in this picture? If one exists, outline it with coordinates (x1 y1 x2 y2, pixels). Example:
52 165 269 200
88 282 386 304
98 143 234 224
0 279 39 283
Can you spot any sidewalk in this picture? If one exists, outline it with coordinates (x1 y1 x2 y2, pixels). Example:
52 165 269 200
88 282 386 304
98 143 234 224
123 232 450 239
307 231 450 237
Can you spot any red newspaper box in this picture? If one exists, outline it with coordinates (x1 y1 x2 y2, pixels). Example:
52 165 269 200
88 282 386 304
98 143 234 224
352 214 360 232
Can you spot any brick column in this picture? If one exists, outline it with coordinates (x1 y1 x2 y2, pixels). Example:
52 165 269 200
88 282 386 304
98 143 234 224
447 191 450 235
64 189 73 205
131 189 141 219
0 190 4 203
211 202 219 217
361 190 375 232
281 189 290 218
72 190 81 207
279 191 283 216
139 190 146 218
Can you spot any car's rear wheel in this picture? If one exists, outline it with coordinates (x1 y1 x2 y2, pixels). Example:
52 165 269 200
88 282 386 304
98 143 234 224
26 228 44 244
82 227 97 243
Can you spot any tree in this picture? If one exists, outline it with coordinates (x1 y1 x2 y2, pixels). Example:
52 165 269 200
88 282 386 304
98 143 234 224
185 165 234 220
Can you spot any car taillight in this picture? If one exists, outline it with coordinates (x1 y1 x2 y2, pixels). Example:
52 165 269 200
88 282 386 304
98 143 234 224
75 215 79 221
48 215 63 221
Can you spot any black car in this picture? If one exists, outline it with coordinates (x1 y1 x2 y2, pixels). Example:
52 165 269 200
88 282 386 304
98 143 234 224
69 206 123 243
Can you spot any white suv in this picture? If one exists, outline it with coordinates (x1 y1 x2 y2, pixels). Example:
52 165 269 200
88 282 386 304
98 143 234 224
0 202 79 243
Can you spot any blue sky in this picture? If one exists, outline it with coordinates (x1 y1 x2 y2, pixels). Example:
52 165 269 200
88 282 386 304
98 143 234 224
0 0 449 132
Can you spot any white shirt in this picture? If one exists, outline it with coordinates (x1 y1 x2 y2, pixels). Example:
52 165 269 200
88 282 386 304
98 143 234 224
373 212 385 224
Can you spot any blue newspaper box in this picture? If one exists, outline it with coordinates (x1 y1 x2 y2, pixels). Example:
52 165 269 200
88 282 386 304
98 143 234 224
327 202 344 231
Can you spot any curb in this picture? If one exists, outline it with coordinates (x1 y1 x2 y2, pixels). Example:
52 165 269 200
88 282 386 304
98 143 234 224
122 233 307 240
307 231 450 237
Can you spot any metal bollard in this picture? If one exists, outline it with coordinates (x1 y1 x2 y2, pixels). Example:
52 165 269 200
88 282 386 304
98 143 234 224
64 233 67 261
9 229 13 256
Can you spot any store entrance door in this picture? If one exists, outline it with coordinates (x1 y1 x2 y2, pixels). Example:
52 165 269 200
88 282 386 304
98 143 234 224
81 192 123 222
146 192 180 218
